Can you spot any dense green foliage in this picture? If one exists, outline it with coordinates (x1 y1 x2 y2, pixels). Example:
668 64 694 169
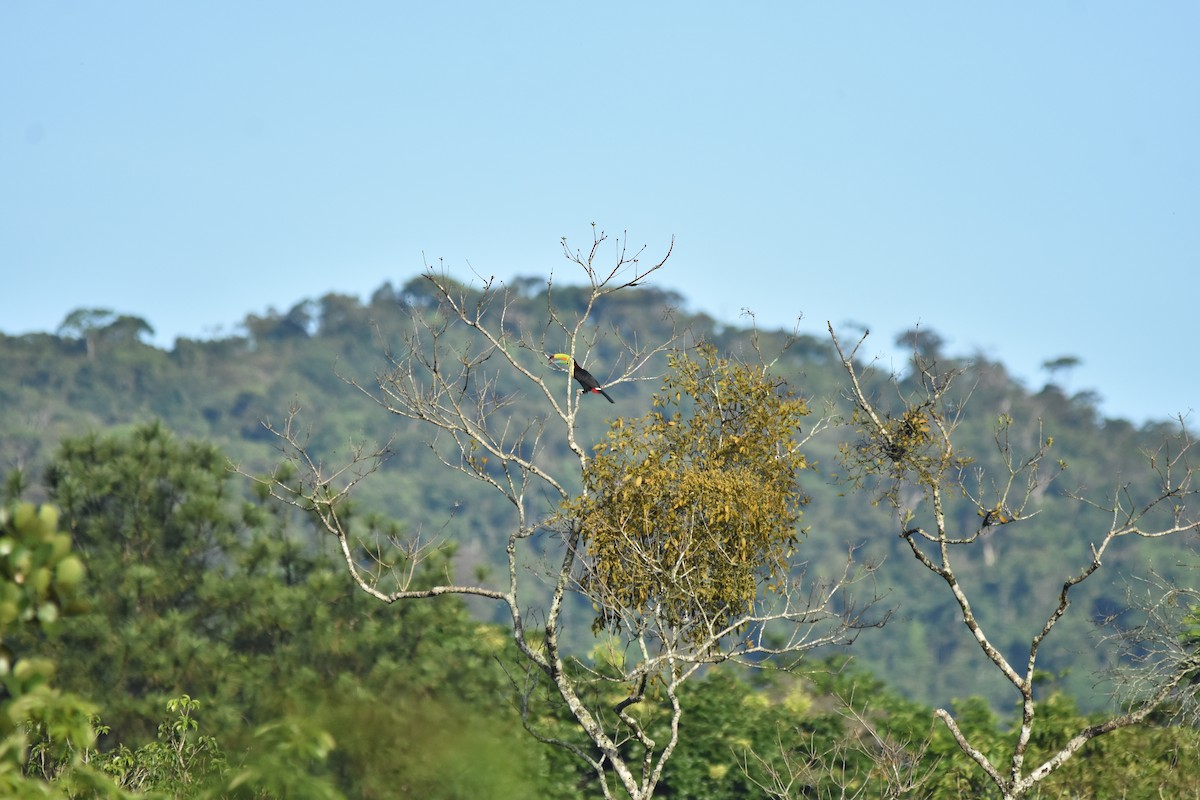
0 502 105 797
10 423 561 797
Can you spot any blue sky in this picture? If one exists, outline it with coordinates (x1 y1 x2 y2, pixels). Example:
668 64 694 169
3 3 1196 425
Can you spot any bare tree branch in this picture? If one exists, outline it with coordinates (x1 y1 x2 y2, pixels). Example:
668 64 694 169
829 323 1200 800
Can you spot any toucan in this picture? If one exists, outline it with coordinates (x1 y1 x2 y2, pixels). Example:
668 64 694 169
549 353 614 403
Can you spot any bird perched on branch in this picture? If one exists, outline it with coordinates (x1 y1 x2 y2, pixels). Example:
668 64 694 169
549 353 614 403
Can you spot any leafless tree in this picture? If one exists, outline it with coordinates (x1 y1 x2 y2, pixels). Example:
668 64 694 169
828 323 1200 800
244 229 882 800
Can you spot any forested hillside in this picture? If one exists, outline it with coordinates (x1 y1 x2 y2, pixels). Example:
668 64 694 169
1 273 1198 797
3 277 1193 710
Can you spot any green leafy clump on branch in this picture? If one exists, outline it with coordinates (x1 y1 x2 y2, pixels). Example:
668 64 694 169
566 344 813 643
